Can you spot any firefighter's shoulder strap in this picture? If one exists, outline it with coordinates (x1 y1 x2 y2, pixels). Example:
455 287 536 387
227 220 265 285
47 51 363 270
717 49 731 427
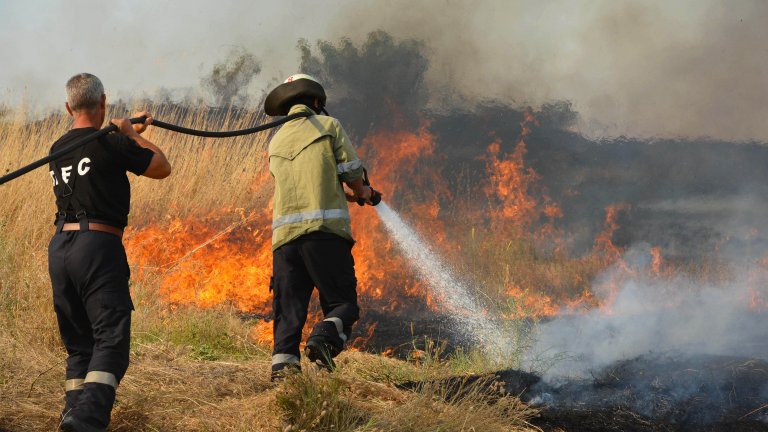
51 139 91 234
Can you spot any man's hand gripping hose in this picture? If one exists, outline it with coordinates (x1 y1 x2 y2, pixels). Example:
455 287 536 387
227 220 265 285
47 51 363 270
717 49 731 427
357 169 382 207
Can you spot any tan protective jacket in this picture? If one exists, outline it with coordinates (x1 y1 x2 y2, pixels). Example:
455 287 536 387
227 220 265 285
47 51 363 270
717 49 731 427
268 104 364 251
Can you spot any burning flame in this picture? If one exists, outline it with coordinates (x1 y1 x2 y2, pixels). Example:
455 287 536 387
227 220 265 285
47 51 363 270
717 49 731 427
592 203 629 265
124 109 766 351
127 207 273 311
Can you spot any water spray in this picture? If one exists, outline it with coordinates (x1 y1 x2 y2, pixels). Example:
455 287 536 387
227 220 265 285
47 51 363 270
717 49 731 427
353 169 509 357
373 201 511 358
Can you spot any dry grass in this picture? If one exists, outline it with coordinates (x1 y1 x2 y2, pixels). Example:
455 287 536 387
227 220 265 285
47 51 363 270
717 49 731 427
275 363 538 432
1 331 539 431
127 104 274 222
0 105 539 431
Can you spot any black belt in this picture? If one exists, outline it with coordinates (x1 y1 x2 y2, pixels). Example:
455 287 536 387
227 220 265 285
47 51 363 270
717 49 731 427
60 222 123 238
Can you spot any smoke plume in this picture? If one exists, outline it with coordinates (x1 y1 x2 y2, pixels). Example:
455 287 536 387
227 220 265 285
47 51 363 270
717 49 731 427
526 246 768 381
329 0 768 142
201 48 261 107
2 1 768 142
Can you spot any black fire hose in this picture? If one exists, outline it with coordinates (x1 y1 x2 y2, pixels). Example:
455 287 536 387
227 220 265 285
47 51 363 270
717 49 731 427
0 111 312 186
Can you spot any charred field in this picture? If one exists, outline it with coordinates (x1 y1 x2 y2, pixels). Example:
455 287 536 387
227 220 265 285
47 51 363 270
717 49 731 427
528 353 768 431
402 353 768 431
363 308 768 431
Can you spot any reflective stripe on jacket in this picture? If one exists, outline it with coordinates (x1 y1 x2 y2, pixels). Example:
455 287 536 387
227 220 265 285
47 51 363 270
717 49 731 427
268 104 364 250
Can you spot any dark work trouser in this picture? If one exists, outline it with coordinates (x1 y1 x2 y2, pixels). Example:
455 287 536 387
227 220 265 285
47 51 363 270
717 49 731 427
48 230 133 429
271 232 360 366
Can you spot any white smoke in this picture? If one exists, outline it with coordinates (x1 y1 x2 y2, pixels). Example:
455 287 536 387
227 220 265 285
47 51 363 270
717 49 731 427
2 1 768 142
0 0 352 109
331 0 768 142
526 246 768 382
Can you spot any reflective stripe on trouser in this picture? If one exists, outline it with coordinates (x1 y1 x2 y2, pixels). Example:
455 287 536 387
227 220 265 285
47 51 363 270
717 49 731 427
65 378 85 392
62 372 117 424
85 371 118 388
272 232 360 359
323 317 348 343
272 353 300 366
272 208 350 230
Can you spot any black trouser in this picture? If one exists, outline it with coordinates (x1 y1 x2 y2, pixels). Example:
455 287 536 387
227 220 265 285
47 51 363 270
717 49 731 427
272 232 360 362
48 230 133 428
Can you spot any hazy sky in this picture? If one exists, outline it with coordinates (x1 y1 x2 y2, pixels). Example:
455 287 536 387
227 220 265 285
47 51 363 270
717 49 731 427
2 0 767 142
0 0 344 106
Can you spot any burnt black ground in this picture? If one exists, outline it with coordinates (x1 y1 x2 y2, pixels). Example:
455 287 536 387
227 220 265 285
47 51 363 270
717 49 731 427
402 353 768 432
350 309 472 354
526 354 768 430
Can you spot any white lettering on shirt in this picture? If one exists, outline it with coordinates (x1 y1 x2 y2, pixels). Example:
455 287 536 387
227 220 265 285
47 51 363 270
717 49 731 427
77 158 91 176
61 166 72 184
58 158 92 185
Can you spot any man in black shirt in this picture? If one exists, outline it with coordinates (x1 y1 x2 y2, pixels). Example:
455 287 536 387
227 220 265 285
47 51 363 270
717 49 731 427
49 73 171 432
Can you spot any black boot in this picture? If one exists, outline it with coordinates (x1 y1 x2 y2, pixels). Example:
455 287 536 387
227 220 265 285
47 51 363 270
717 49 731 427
305 340 336 371
60 415 104 432
60 383 115 432
305 321 345 370
61 389 83 420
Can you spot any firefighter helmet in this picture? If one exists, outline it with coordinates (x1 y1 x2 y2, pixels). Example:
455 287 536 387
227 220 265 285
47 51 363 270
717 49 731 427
264 74 326 116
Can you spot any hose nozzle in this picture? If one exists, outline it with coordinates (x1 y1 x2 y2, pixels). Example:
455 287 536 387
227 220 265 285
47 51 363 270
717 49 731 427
357 169 382 206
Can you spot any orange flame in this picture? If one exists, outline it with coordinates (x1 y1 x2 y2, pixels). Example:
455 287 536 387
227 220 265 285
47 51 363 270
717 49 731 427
592 204 630 266
124 108 766 351
650 246 664 275
126 208 273 311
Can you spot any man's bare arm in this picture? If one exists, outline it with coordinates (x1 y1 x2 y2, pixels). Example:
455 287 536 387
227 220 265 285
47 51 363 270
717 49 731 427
111 111 171 179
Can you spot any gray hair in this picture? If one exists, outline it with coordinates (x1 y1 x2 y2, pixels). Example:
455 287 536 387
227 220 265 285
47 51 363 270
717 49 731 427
65 73 104 111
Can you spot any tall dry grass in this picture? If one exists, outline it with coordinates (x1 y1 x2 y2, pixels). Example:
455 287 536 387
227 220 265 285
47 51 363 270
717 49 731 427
0 103 275 352
0 105 540 431
128 104 274 221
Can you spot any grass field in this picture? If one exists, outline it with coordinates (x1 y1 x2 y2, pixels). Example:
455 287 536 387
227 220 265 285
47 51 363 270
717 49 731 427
0 105 543 431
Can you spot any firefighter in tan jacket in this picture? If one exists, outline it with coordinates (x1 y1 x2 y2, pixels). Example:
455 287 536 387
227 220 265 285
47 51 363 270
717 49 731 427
264 74 374 380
